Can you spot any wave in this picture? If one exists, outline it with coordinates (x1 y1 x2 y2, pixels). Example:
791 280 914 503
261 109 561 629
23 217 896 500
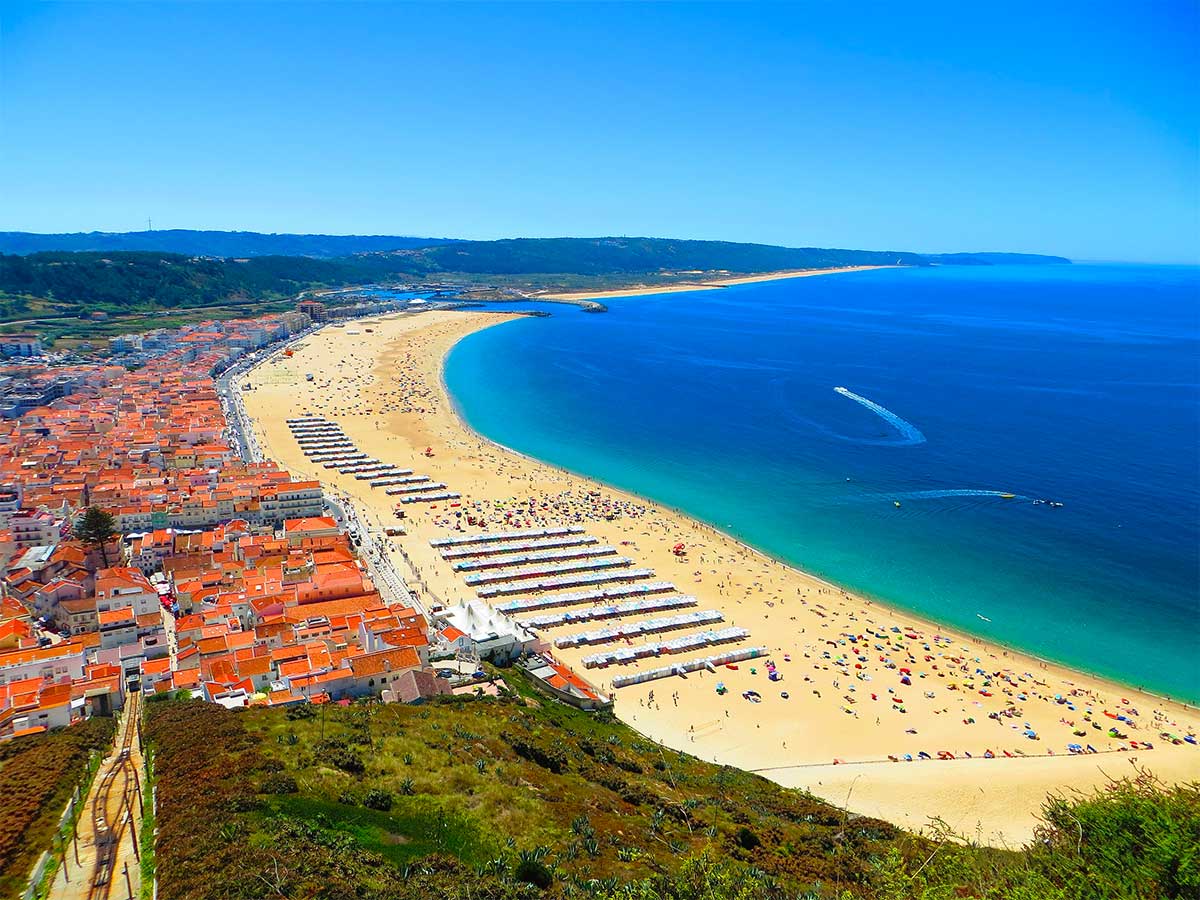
833 386 926 446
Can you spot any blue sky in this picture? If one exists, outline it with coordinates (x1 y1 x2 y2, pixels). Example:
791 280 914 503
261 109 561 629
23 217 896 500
1 2 1196 262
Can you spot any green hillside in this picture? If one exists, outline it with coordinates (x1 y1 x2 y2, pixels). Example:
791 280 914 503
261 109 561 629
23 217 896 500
0 238 1070 329
142 670 1198 900
395 237 925 275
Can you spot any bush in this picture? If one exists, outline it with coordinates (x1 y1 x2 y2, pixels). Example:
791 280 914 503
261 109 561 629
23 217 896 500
316 739 365 775
363 789 393 812
286 702 317 721
260 774 297 795
501 731 567 774
735 826 760 851
515 851 553 889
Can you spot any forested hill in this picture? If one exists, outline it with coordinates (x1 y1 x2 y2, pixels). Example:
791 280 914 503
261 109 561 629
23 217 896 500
403 237 926 274
0 230 455 258
0 252 359 311
0 238 1071 318
1 231 1071 268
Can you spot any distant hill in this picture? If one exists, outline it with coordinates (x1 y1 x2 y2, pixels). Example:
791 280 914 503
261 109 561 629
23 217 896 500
0 238 1073 323
0 230 455 258
0 231 1071 268
925 252 1072 266
397 237 927 274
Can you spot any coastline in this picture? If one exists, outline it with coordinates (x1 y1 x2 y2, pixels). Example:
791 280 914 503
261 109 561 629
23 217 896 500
239 306 1200 846
439 336 1195 712
535 265 897 302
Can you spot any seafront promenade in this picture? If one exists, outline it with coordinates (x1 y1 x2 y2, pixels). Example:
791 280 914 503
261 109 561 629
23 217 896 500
237 307 1200 845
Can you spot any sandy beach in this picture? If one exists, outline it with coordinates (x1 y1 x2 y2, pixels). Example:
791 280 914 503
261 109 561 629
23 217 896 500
240 307 1200 846
538 265 896 301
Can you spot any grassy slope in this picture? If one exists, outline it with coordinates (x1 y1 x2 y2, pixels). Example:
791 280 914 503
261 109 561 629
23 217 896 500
146 670 915 900
144 669 1199 900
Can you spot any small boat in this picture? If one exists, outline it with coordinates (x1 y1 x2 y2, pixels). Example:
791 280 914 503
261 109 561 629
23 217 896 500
893 500 901 508
1000 493 1015 499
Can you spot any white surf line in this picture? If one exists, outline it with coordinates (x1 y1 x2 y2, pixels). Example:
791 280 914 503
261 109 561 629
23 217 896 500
834 386 926 445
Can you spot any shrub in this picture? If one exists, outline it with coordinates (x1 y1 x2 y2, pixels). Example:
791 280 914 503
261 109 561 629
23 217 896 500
363 789 393 812
286 702 317 720
260 774 298 795
501 731 567 774
514 848 552 889
316 739 365 775
735 826 761 851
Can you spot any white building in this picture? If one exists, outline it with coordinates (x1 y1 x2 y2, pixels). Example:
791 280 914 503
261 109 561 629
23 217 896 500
433 601 540 664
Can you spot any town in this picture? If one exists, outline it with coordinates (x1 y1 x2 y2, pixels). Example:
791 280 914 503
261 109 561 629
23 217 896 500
0 296 594 747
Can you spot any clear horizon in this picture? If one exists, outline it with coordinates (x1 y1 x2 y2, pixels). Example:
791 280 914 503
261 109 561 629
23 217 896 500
1 2 1197 264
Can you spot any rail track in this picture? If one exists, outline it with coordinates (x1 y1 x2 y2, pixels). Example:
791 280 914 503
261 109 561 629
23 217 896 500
85 692 141 900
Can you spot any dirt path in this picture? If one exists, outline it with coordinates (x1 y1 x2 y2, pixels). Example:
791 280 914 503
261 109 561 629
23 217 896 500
47 694 144 900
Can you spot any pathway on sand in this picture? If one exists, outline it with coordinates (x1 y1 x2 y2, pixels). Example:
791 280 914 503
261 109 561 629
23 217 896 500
47 694 144 900
240 308 1200 846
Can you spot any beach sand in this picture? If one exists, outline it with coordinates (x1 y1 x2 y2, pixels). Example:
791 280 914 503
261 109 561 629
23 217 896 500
538 265 895 301
240 307 1200 846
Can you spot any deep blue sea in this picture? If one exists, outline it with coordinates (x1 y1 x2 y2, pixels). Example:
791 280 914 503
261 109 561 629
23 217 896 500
441 265 1200 702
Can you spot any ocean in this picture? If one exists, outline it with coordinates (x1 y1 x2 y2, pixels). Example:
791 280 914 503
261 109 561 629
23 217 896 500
441 265 1200 702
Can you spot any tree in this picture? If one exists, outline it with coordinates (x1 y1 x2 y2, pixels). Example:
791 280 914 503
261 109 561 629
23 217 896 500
75 506 118 567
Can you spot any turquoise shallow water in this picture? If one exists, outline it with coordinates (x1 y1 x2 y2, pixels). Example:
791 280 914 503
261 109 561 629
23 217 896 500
442 265 1200 702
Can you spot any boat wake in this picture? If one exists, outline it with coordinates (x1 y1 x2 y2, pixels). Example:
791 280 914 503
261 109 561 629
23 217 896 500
888 489 1028 501
833 386 926 446
841 489 1029 507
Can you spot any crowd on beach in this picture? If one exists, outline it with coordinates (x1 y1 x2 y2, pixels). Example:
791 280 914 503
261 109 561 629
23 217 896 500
416 479 1199 764
427 490 652 532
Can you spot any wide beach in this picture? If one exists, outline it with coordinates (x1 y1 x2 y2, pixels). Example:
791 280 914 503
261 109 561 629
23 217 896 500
240 303 1200 846
538 265 895 301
